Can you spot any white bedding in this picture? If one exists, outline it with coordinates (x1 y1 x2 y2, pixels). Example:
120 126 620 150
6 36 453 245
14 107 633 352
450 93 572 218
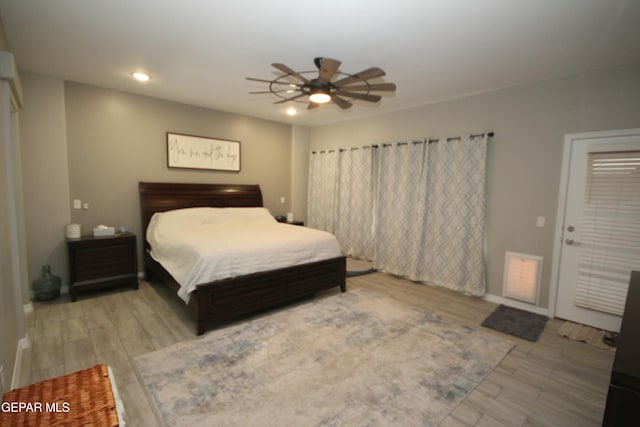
147 207 343 303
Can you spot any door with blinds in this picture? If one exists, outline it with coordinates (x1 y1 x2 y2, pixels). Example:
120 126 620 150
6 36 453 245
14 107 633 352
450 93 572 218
555 130 640 332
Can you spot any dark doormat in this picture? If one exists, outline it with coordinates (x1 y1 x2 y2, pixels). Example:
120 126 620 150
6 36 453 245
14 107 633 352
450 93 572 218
482 304 548 342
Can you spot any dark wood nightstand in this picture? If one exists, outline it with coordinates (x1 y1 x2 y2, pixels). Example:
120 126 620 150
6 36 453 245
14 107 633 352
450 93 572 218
66 232 138 301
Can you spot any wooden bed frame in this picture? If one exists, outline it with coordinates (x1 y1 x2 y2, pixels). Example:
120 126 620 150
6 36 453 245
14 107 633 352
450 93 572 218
139 182 346 335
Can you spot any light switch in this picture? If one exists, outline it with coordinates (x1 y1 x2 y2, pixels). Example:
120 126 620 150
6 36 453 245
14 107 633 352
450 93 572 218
280 196 285 204
83 202 89 210
536 216 545 227
73 199 81 210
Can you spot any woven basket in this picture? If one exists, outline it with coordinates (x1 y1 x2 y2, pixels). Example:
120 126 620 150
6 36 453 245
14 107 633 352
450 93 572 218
0 364 119 426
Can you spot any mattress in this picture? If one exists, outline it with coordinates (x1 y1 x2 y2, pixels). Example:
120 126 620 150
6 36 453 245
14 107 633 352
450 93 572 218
147 207 343 303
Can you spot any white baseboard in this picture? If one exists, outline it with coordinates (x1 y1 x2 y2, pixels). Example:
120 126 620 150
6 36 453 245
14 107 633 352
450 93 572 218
483 293 549 317
11 335 31 390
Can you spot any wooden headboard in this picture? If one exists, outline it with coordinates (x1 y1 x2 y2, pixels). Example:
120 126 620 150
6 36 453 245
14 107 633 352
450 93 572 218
138 182 263 239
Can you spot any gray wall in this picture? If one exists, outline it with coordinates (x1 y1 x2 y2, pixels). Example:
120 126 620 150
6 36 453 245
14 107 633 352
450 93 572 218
0 72 19 394
291 125 310 223
0 49 26 392
21 73 70 292
309 63 640 309
19 80 294 290
0 18 19 393
63 82 293 270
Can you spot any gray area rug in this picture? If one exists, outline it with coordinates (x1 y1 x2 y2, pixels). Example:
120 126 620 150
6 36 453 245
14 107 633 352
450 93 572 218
482 304 548 342
135 289 514 427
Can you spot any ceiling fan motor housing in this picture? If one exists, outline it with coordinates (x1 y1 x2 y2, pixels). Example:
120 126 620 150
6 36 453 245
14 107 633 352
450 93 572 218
304 78 333 96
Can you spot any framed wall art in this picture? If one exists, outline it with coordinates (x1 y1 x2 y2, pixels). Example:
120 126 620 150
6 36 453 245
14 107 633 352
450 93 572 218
167 132 241 172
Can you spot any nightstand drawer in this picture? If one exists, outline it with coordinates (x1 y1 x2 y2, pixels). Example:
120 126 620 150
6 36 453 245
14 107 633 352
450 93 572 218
67 232 138 301
73 243 136 281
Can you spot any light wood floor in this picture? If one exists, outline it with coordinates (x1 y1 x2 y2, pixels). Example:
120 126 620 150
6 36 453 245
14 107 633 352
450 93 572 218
17 272 614 426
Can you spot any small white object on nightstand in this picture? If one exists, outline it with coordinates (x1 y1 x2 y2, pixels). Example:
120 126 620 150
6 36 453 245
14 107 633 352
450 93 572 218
93 225 115 237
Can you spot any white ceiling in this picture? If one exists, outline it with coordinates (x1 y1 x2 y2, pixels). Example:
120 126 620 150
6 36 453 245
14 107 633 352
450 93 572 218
1 0 639 127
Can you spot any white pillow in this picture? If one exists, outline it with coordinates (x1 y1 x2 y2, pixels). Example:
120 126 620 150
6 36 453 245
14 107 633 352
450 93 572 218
148 207 275 233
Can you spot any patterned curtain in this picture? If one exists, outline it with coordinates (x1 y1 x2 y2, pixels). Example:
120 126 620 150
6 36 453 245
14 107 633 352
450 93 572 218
307 134 488 296
374 142 429 277
307 150 338 232
335 147 376 259
422 135 488 295
374 135 488 295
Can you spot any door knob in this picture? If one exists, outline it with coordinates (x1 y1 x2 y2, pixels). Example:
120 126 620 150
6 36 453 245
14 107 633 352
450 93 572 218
565 238 574 245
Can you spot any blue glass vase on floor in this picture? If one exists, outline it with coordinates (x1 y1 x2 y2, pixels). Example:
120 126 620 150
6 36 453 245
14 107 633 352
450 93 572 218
33 264 61 301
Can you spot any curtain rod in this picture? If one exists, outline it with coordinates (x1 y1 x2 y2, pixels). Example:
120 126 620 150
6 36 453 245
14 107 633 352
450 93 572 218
313 145 376 154
445 131 494 142
438 131 494 143
311 132 494 153
338 145 376 152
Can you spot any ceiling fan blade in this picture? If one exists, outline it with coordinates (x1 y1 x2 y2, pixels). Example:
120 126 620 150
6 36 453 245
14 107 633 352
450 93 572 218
246 77 302 87
307 102 319 110
335 90 382 103
339 83 397 92
331 95 352 109
249 89 296 94
318 58 341 82
333 67 386 87
273 93 306 104
272 63 310 83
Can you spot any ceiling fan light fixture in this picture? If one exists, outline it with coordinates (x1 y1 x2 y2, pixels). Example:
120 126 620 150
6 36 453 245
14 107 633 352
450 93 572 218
308 91 331 104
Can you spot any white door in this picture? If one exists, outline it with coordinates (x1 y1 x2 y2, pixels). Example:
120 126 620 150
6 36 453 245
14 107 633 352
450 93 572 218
554 129 640 332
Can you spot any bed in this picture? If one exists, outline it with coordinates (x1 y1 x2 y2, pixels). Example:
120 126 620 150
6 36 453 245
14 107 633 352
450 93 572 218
139 182 346 335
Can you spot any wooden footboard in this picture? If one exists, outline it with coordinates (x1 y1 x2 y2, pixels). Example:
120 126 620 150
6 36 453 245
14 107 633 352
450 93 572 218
145 251 346 335
191 256 346 334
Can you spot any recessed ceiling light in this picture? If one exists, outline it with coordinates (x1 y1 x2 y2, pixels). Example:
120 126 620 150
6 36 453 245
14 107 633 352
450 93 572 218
286 107 297 116
132 72 150 82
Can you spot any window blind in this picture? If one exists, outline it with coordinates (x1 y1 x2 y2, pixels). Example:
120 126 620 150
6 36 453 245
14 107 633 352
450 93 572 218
574 151 640 315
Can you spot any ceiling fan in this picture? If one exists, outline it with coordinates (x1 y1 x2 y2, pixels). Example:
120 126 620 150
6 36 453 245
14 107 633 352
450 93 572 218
246 57 396 110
